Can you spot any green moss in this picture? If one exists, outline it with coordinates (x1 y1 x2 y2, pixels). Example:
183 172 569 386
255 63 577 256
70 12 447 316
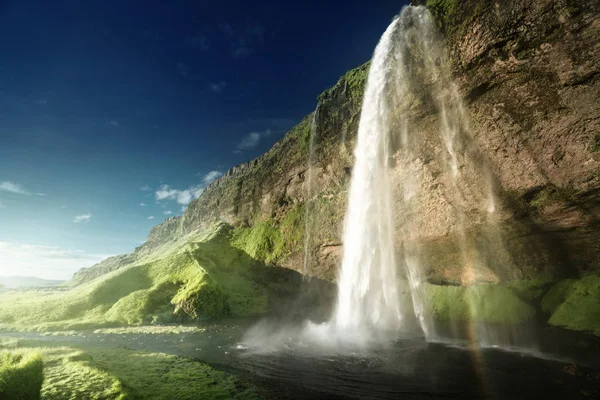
0 223 279 331
529 185 573 211
317 63 369 105
230 219 284 264
425 283 536 324
279 204 305 255
508 277 554 302
0 350 44 400
426 0 459 30
592 132 600 152
1 342 261 400
541 279 576 314
543 275 600 335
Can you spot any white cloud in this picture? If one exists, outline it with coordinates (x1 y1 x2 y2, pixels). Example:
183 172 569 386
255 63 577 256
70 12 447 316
36 193 47 196
209 81 227 93
202 170 223 185
140 185 151 191
155 184 204 205
108 120 121 127
73 213 92 223
148 216 155 220
237 129 272 151
140 202 146 207
164 210 172 215
181 206 187 213
0 242 110 280
0 181 30 195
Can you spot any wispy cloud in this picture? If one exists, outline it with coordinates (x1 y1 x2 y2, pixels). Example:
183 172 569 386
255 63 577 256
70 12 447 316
155 184 204 205
148 216 155 220
164 210 172 215
201 170 223 185
0 181 30 195
140 202 146 207
236 129 272 151
185 34 210 50
108 120 121 127
140 185 151 192
219 20 265 59
177 62 189 77
0 242 109 280
209 81 227 93
73 213 92 223
36 99 48 105
0 201 4 208
36 193 47 197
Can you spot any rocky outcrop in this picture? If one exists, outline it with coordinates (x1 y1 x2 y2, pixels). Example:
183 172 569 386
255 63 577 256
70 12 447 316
72 0 600 290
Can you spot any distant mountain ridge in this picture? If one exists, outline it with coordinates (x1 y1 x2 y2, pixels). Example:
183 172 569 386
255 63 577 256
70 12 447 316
0 276 64 289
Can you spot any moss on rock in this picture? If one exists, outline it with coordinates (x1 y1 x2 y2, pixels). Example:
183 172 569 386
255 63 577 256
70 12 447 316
508 278 554 302
542 275 600 335
424 283 536 324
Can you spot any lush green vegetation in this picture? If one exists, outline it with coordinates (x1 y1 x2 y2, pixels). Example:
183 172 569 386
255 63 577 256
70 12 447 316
231 219 285 265
424 283 536 324
542 275 600 336
0 350 44 400
426 0 459 29
0 339 262 400
0 223 292 332
231 205 305 266
317 62 369 106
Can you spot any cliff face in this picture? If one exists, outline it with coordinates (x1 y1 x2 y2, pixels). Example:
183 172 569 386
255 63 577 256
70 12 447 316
73 0 600 287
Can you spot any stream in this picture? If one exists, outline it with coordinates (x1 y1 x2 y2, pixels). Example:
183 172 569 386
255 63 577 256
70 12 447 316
3 319 600 399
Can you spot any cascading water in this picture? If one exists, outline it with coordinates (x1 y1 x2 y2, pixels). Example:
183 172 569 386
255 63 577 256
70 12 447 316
331 14 404 333
330 5 507 342
247 5 524 351
302 108 319 277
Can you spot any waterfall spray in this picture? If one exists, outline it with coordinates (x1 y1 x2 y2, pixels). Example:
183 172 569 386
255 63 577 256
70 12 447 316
332 14 404 333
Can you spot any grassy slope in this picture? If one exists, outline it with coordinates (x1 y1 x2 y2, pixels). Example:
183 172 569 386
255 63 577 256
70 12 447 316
0 339 262 400
0 223 299 332
0 349 44 400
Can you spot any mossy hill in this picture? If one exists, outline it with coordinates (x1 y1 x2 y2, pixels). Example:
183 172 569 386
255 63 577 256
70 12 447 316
53 0 600 337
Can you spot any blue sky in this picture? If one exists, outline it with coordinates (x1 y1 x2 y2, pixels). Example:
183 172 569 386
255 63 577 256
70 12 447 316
0 0 408 279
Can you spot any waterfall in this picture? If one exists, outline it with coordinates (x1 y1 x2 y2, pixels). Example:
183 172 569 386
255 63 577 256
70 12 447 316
332 12 404 333
331 5 502 340
303 108 319 277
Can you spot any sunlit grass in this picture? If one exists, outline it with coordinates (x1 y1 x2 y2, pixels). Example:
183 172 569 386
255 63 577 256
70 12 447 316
0 349 44 400
92 325 205 335
0 339 261 400
0 223 282 332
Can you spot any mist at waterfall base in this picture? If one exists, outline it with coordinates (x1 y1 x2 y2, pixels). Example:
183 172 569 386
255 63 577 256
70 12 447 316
242 5 544 355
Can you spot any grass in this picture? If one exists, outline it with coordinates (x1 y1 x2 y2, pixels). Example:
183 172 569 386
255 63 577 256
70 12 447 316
231 219 285 265
317 62 369 106
0 223 285 332
542 275 600 336
0 350 44 400
0 339 261 400
424 283 536 324
92 325 205 335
